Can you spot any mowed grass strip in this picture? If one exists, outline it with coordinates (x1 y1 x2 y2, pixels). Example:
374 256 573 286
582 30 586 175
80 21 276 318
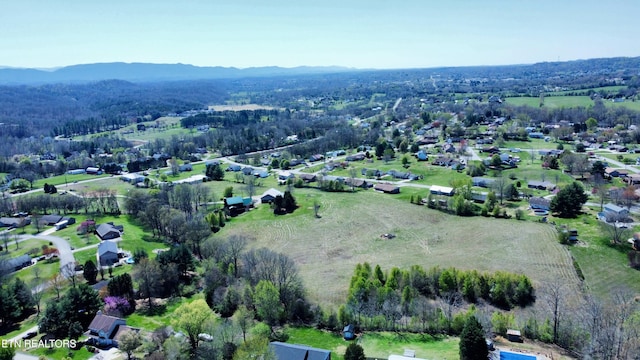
227 188 580 308
286 327 459 360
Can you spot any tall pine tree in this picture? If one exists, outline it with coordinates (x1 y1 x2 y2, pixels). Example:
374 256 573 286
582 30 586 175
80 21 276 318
459 316 488 360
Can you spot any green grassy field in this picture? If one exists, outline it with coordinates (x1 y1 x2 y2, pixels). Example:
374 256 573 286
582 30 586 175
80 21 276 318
11 257 60 287
2 238 48 256
33 173 110 189
553 210 640 299
596 152 640 166
505 96 594 108
28 343 94 360
286 327 459 360
605 100 640 111
505 94 640 111
549 85 626 96
227 188 580 308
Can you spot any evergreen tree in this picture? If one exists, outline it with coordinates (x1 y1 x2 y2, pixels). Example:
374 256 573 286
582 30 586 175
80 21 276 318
205 164 225 181
0 287 20 327
11 278 34 316
344 343 366 360
283 191 297 213
459 316 488 360
550 182 588 218
83 259 98 284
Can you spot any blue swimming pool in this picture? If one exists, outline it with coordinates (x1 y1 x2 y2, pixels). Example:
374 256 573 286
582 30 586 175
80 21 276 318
500 351 536 360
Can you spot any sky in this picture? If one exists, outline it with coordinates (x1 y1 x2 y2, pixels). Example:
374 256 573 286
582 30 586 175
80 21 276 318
1 0 639 70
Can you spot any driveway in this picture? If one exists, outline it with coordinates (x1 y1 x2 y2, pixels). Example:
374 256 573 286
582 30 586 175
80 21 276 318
14 353 40 360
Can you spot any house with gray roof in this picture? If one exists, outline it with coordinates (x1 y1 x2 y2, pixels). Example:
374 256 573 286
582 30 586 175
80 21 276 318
269 342 331 360
96 223 123 240
0 254 32 273
88 312 127 340
97 241 119 266
261 188 284 204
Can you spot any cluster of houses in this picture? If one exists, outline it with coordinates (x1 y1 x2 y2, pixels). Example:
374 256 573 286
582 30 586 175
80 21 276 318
224 163 270 178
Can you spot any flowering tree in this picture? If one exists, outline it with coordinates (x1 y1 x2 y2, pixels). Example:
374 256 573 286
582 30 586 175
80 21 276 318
104 296 131 317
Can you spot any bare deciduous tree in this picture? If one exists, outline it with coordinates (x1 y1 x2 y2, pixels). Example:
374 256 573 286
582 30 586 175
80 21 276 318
439 291 462 333
225 234 249 278
49 273 67 300
541 279 567 344
601 213 631 245
61 262 78 288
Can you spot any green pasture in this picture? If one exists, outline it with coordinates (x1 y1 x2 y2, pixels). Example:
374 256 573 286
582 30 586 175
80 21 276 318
505 96 594 108
228 188 579 309
548 85 626 96
606 100 640 111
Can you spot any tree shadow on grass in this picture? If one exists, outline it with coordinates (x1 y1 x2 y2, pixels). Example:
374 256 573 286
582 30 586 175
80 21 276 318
136 302 167 316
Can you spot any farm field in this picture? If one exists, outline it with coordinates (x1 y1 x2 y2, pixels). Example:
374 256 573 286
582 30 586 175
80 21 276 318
505 96 593 108
505 94 640 111
228 188 581 308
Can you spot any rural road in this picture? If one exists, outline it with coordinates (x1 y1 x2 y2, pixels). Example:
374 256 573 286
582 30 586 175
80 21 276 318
597 155 640 173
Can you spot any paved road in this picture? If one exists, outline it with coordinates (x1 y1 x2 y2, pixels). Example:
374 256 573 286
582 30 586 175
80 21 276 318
466 147 482 161
597 154 640 173
19 230 75 271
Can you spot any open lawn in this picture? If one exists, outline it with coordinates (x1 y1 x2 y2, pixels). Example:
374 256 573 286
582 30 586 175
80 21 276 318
227 188 581 308
65 177 133 196
28 343 94 360
286 327 459 360
122 125 189 142
605 100 640 111
505 94 640 111
505 96 594 108
553 210 640 299
500 139 563 150
549 85 626 96
11 257 60 287
2 238 49 257
33 173 110 189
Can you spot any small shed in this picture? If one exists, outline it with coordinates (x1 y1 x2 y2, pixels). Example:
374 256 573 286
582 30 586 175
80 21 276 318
343 324 355 340
506 329 522 342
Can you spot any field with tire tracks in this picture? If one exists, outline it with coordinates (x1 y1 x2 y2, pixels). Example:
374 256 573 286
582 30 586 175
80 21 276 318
229 189 581 308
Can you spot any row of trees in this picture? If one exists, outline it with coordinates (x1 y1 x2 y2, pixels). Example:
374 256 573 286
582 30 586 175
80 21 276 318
341 263 534 334
11 189 120 218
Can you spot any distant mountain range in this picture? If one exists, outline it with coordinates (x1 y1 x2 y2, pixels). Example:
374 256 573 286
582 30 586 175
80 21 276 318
0 62 357 84
1 56 640 85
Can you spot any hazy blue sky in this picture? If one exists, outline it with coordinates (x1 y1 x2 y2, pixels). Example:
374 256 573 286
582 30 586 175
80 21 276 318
1 0 638 69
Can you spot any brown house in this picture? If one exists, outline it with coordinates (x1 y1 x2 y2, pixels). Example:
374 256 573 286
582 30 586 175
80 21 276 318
374 183 400 194
298 173 317 183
